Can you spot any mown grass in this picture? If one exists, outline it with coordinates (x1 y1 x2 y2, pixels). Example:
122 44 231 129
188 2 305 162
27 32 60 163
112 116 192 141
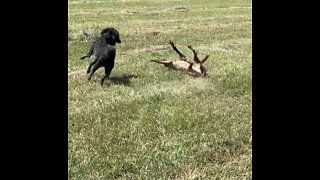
68 0 252 179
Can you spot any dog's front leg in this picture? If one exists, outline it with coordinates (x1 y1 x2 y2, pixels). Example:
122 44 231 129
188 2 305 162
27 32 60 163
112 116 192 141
201 55 210 64
100 64 114 86
187 45 201 63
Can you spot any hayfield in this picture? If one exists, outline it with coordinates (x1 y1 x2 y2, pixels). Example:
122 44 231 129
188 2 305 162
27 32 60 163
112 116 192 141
68 0 252 179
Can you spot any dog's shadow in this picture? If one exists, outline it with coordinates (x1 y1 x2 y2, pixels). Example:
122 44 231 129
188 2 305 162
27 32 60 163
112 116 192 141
107 74 138 86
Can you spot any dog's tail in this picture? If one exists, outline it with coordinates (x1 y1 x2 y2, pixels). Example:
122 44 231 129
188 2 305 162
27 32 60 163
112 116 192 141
80 46 94 60
80 56 88 60
150 59 161 63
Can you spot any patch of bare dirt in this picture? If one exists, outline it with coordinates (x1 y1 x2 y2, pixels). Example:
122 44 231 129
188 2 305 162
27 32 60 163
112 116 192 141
120 6 190 16
171 7 190 12
121 10 140 15
68 69 86 79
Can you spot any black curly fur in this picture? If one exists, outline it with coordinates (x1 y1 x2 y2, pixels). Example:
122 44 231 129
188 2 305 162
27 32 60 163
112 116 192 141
80 27 121 85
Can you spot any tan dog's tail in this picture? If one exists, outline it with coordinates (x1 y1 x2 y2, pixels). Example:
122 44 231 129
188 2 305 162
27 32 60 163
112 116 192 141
150 59 160 63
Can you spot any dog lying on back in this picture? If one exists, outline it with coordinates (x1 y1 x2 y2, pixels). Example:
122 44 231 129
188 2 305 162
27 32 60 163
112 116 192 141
151 41 209 77
80 27 121 85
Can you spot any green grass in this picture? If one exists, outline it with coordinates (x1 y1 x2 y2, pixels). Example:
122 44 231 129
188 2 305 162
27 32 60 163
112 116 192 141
68 0 252 179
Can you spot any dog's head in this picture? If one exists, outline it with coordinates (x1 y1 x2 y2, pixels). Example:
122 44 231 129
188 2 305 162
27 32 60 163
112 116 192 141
101 27 121 45
191 55 209 77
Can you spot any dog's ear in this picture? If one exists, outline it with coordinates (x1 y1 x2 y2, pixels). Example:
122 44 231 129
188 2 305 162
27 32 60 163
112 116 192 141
102 30 116 44
100 28 109 36
101 28 111 39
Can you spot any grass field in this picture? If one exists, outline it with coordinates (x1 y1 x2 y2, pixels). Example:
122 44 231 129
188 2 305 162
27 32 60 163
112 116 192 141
68 0 252 179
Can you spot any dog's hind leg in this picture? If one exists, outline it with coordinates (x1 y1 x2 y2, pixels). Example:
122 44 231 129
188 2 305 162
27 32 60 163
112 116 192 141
187 45 201 63
86 58 98 74
100 64 114 86
87 59 103 81
169 41 187 61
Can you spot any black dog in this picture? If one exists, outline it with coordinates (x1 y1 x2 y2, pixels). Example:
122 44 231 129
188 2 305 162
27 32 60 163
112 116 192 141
80 27 121 85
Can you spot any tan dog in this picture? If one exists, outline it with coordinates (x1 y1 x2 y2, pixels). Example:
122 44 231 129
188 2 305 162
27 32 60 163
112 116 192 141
151 41 209 77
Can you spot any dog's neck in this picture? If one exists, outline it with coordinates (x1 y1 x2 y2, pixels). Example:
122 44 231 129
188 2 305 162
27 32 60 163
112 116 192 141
101 38 116 46
108 42 116 46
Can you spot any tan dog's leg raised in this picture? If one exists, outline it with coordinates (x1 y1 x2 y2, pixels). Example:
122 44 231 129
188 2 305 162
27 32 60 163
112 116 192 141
169 41 187 61
187 45 201 63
